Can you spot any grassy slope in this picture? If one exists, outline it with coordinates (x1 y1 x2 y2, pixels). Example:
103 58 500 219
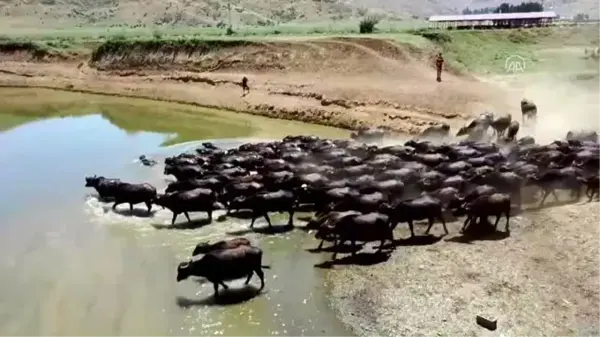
2 24 596 75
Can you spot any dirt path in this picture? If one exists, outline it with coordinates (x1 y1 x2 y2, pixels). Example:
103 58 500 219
0 37 513 134
326 201 599 336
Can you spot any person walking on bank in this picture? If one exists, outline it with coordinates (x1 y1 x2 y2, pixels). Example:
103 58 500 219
241 76 250 96
435 53 444 82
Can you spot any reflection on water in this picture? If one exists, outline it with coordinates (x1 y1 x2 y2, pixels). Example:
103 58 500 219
0 111 351 336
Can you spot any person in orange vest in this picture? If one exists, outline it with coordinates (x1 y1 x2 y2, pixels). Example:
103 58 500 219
435 53 444 82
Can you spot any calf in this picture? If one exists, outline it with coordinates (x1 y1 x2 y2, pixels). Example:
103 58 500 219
176 245 270 297
154 188 219 225
84 175 122 200
111 182 157 213
192 237 251 256
380 195 448 237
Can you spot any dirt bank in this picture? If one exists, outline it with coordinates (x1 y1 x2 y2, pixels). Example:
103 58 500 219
0 36 514 134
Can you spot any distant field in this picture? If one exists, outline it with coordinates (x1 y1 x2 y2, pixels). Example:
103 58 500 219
1 21 597 75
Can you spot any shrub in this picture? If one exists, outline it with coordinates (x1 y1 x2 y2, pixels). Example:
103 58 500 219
359 16 379 34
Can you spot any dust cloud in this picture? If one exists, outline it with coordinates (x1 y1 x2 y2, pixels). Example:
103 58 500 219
491 48 600 144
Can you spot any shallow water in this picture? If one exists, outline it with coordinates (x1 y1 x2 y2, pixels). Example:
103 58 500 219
0 91 352 335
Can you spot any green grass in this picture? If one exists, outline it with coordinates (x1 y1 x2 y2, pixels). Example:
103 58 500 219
0 88 349 145
1 21 597 75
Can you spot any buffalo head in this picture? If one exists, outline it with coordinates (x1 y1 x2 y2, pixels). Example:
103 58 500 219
176 260 193 282
153 193 171 209
85 175 102 187
192 242 211 256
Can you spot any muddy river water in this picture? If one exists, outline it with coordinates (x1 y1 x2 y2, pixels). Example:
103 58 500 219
0 88 353 335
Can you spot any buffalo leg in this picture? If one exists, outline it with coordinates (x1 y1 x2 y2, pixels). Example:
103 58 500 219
207 210 213 222
184 212 191 223
424 217 435 235
493 214 501 230
351 239 357 256
407 220 416 237
439 213 448 234
171 212 179 225
316 238 326 250
505 208 511 232
551 189 559 202
129 203 134 212
263 213 273 227
287 210 295 226
331 238 339 260
213 282 219 297
255 267 265 290
250 210 258 228
219 281 229 289
539 188 551 207
145 201 152 213
112 200 122 210
244 271 254 285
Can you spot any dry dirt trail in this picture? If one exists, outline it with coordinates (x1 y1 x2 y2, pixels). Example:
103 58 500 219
0 36 513 134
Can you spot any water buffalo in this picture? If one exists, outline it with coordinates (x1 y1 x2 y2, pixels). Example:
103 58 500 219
566 130 598 142
380 195 448 237
232 190 299 228
521 98 537 124
192 237 252 256
315 211 393 260
111 182 157 213
154 188 220 225
457 193 511 233
164 164 205 181
85 175 122 200
176 245 270 297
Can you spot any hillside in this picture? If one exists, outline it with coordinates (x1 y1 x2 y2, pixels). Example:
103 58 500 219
0 0 597 31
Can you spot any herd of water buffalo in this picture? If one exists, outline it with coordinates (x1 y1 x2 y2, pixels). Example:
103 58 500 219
84 119 600 297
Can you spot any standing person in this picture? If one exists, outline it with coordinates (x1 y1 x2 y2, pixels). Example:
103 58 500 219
435 53 444 82
241 76 250 96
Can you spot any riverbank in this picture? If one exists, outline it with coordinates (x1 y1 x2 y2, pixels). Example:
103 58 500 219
0 38 495 134
3 26 597 134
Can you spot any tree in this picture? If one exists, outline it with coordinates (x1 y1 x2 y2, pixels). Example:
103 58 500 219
574 13 590 21
493 1 544 13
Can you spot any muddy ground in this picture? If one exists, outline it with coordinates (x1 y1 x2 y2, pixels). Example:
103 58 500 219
1 35 599 336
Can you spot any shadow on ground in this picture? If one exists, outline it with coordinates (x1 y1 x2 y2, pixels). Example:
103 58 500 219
151 217 212 230
110 207 157 218
314 251 391 269
227 224 294 236
446 219 511 244
175 285 262 308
